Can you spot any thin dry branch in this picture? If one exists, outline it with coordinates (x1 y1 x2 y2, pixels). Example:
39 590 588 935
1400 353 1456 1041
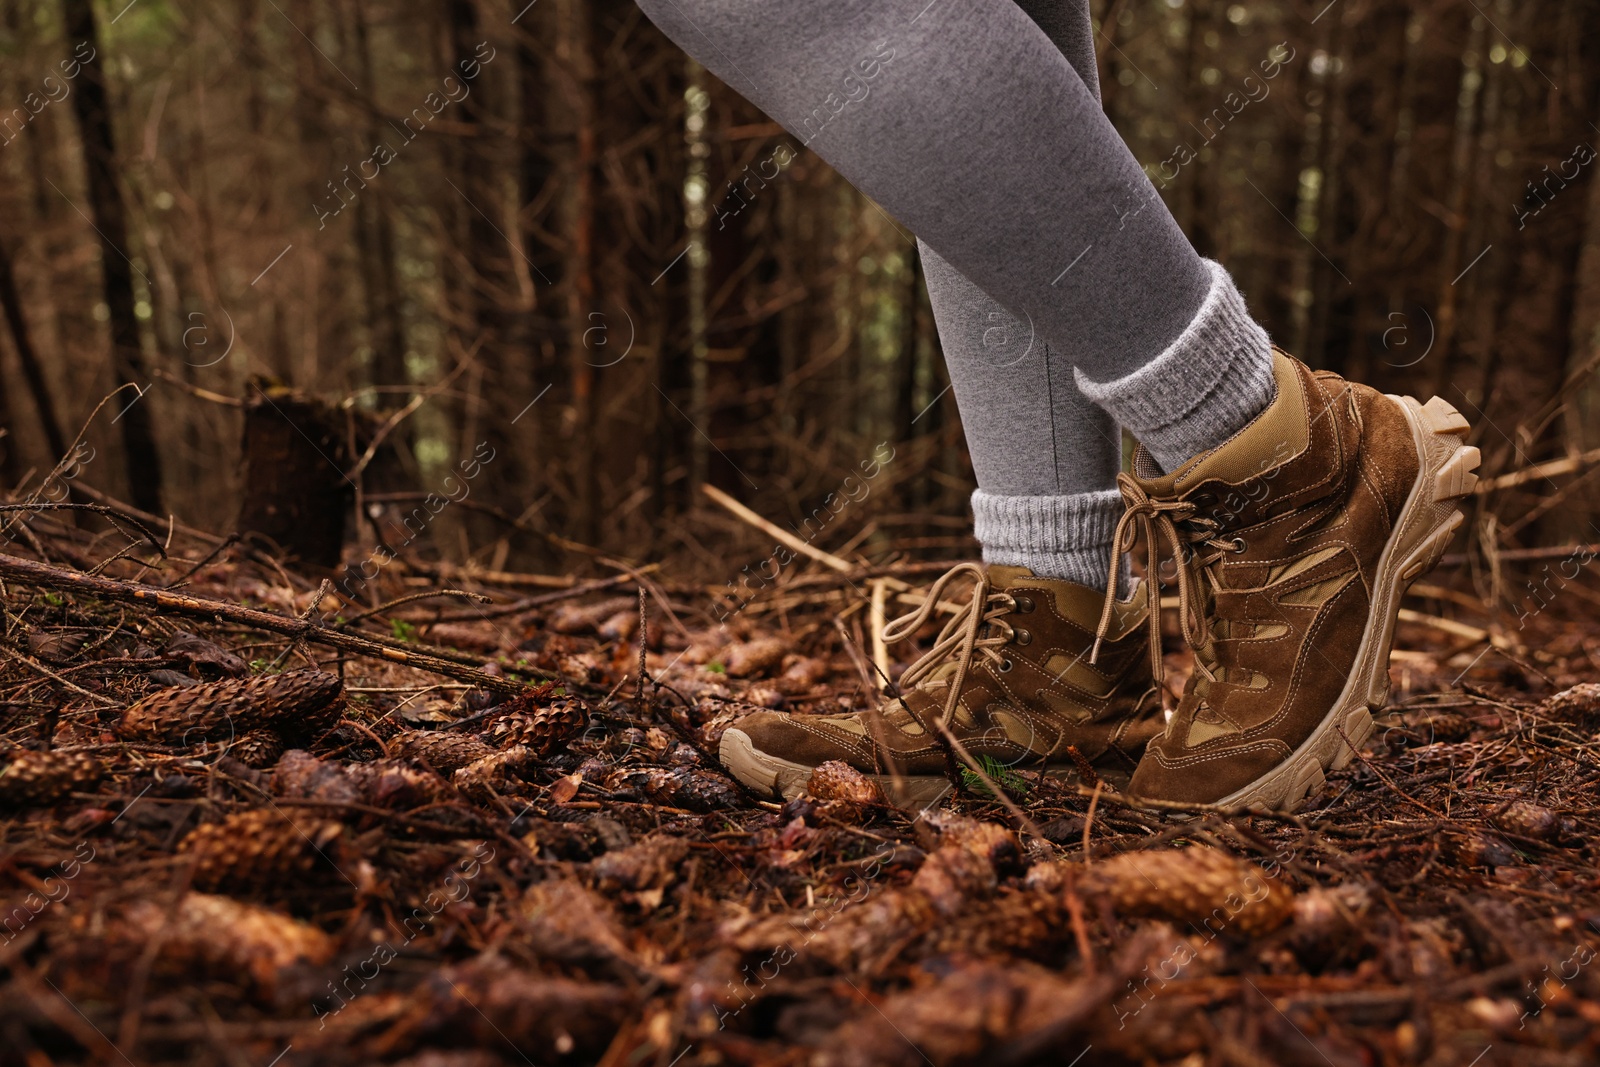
702 483 855 574
0 551 538 696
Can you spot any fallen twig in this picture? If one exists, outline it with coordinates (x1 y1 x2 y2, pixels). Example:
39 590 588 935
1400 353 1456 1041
702 482 854 574
0 551 539 696
337 588 491 627
419 567 662 622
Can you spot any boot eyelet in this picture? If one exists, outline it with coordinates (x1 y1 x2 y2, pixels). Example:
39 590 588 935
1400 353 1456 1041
1230 537 1247 554
1014 629 1032 646
1013 595 1034 613
997 657 1014 673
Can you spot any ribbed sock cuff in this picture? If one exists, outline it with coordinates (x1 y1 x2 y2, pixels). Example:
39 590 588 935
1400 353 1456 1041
971 487 1128 593
1074 259 1275 472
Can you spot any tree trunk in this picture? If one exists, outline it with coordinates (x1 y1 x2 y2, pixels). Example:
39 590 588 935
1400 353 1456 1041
60 0 163 513
1308 15 1350 372
516 1 562 388
1431 14 1486 373
1287 22 1332 359
1174 0 1214 254
350 0 409 402
893 244 921 458
447 0 533 556
681 56 708 502
0 235 69 463
4 1 53 222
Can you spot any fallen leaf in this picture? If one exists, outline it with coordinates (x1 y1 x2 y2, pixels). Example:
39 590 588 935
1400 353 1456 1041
549 771 583 805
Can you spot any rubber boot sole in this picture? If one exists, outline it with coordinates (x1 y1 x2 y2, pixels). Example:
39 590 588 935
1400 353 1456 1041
718 727 1135 811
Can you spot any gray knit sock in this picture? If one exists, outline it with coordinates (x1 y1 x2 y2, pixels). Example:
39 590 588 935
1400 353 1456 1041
972 487 1130 593
1074 260 1276 472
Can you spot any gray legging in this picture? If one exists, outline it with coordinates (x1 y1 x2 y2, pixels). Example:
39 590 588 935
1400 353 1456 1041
917 0 1130 499
639 0 1274 584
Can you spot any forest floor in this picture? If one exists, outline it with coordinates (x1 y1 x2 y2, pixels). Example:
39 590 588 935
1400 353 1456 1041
4 508 1600 1067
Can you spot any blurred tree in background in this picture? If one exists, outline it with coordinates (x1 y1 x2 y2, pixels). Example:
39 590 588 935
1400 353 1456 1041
1 0 1598 608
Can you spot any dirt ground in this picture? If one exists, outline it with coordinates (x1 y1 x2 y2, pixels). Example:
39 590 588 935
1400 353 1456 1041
4 516 1600 1067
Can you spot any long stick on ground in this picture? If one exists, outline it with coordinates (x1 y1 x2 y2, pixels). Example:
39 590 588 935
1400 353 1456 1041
702 483 855 574
0 551 538 696
869 578 891 687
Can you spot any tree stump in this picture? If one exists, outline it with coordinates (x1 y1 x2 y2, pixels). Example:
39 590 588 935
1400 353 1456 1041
236 382 352 566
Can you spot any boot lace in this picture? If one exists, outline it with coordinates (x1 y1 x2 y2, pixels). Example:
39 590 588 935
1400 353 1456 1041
882 562 1020 729
1091 471 1242 689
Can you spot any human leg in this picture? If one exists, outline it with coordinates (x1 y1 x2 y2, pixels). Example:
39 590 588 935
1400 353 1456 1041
634 0 1274 475
636 0 1478 812
920 0 1122 589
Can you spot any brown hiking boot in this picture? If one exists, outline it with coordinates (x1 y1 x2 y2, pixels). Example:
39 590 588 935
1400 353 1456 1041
718 563 1163 806
1102 349 1479 811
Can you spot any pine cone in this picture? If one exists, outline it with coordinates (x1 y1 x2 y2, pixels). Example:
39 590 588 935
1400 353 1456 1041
590 836 690 894
741 684 785 709
0 748 104 806
696 707 745 748
602 765 745 812
923 889 1070 959
481 697 587 758
1287 882 1373 956
1081 846 1294 936
119 670 345 744
721 637 790 678
518 879 639 971
122 892 334 996
273 750 360 805
1446 831 1517 868
597 609 639 643
395 730 495 774
807 760 888 806
1545 683 1600 724
919 811 1020 870
804 760 887 824
779 656 831 692
453 746 536 797
912 843 1003 917
230 729 285 769
1493 800 1559 841
180 808 342 891
345 759 444 809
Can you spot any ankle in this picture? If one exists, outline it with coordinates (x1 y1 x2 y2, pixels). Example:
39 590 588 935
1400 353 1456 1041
971 487 1130 594
1074 259 1276 472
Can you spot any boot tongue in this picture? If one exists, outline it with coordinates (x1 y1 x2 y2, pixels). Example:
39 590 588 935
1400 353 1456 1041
985 564 1035 589
1137 349 1309 497
987 563 1147 636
